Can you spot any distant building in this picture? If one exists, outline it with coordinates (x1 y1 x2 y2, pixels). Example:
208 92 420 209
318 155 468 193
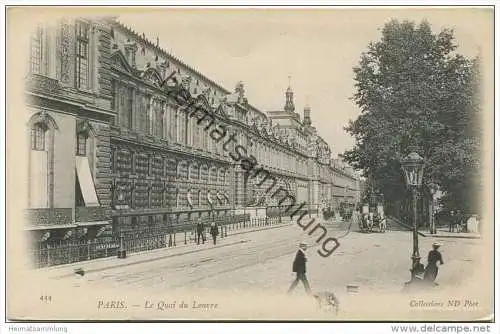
23 17 361 266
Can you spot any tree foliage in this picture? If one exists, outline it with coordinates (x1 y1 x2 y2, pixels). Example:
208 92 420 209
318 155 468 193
341 19 481 213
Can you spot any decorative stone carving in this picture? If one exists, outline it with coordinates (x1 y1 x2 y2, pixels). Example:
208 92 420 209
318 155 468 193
60 21 72 84
26 73 61 93
124 39 138 68
156 60 168 78
235 81 245 103
144 70 161 87
76 119 92 134
181 75 192 90
202 85 211 96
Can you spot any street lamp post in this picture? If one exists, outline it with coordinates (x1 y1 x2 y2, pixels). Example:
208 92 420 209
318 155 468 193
401 151 425 284
115 186 129 259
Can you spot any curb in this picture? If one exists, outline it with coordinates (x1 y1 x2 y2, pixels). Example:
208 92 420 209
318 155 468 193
387 217 427 237
420 233 481 239
46 222 293 279
387 217 480 239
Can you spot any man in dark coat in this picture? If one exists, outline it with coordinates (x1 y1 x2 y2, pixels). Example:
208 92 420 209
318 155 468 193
449 211 455 232
456 210 464 233
209 222 219 245
196 220 205 245
287 242 312 295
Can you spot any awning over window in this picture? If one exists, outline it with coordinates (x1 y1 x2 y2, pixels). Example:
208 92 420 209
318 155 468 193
75 156 100 207
187 191 193 208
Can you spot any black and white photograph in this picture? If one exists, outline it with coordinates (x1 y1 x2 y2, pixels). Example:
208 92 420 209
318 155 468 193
4 5 496 324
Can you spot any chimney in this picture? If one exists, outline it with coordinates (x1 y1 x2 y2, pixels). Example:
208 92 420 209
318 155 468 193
284 76 295 113
303 105 311 126
124 39 138 68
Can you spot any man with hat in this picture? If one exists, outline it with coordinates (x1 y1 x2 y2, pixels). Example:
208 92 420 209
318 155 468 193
287 242 312 295
424 242 444 284
195 218 205 245
209 222 219 245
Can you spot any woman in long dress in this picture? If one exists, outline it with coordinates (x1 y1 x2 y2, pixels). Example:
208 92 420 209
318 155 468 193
424 242 444 283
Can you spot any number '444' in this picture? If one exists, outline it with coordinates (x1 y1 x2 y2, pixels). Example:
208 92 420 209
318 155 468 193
40 295 52 302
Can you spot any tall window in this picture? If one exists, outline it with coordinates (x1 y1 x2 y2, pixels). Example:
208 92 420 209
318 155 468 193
30 25 43 74
75 21 89 89
127 87 133 129
31 123 46 150
76 132 87 156
147 96 153 134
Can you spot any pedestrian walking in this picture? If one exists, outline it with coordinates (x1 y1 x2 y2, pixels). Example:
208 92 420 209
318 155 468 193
196 219 205 245
456 210 464 233
210 222 219 245
352 208 361 230
287 242 312 295
449 210 455 232
424 242 444 284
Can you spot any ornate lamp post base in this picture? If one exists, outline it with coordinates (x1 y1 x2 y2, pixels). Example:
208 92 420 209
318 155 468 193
114 198 129 260
404 255 424 285
117 232 126 259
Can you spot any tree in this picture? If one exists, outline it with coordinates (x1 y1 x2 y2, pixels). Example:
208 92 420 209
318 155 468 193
341 19 481 214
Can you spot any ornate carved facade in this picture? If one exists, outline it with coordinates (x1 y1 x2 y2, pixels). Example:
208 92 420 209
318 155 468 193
24 17 361 247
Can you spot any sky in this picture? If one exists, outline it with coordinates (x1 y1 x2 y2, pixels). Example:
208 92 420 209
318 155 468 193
117 8 492 156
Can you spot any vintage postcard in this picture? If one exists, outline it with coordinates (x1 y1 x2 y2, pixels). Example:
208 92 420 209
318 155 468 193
5 6 495 322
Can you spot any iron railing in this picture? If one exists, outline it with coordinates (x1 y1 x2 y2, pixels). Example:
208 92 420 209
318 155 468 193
30 216 283 268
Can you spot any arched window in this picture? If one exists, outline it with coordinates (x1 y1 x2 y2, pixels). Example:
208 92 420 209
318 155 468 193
31 122 47 151
191 164 199 180
28 112 58 209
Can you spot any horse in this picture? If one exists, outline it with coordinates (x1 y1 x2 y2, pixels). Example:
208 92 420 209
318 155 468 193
363 213 374 232
377 215 387 233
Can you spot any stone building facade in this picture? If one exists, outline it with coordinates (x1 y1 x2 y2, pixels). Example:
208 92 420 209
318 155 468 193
24 18 116 250
23 17 361 258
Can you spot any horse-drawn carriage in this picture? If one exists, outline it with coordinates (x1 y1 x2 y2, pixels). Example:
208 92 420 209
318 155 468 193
359 204 387 233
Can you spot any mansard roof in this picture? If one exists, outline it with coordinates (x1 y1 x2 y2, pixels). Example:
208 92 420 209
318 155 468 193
109 17 349 165
111 19 231 96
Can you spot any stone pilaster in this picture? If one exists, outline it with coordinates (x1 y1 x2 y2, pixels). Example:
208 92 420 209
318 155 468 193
93 123 112 209
233 165 244 208
95 22 113 101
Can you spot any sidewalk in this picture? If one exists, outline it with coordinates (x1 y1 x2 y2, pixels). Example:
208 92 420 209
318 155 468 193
37 220 294 280
387 216 480 239
419 228 481 239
